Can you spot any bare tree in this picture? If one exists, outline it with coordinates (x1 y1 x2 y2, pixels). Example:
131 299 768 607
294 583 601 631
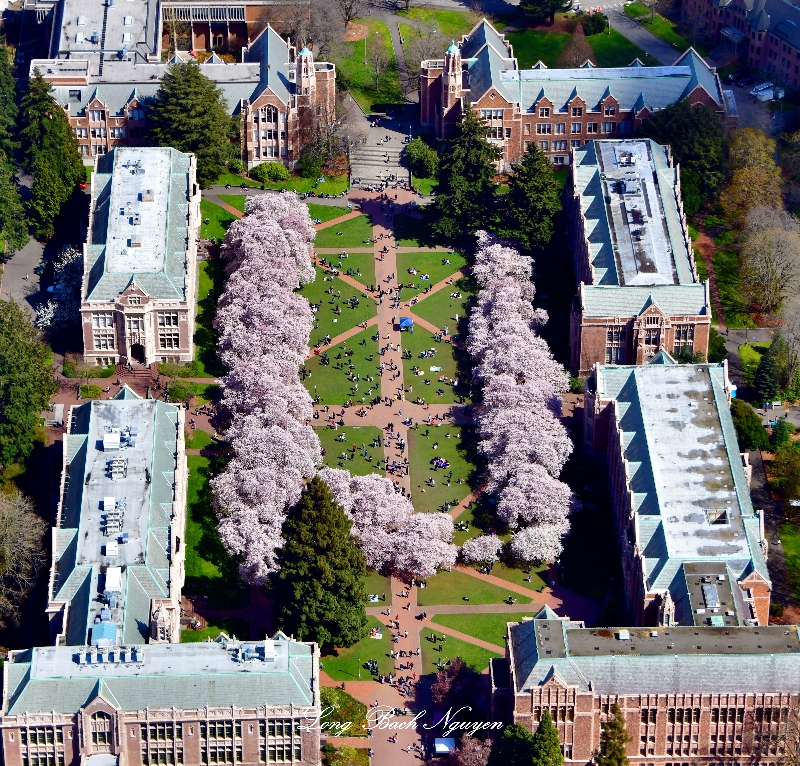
557 24 595 68
333 0 366 27
644 0 675 21
740 206 800 315
369 34 391 93
405 31 447 90
308 0 345 59
0 489 47 629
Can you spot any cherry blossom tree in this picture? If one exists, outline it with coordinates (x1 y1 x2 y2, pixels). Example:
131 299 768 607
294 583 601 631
497 463 577 529
460 534 504 564
510 524 567 564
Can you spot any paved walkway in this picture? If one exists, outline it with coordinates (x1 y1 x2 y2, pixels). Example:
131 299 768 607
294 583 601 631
606 8 682 65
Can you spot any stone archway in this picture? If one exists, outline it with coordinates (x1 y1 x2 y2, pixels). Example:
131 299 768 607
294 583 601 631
130 344 145 364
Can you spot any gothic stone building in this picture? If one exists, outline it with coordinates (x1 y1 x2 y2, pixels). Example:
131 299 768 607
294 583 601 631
568 139 711 375
81 147 199 367
491 606 800 765
32 5 334 167
583 359 770 628
0 635 322 766
419 18 728 169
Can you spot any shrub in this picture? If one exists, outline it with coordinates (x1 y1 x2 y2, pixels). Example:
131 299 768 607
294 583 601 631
708 328 727 363
298 150 323 179
730 398 769 451
772 419 795 450
578 11 608 35
79 384 102 399
319 687 368 737
569 376 586 394
63 352 115 378
167 380 195 403
228 158 245 174
405 137 439 179
250 162 291 184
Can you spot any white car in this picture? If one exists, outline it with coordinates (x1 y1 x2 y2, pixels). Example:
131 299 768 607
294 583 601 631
750 81 774 96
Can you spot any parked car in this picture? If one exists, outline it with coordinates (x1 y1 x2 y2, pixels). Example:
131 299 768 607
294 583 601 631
756 86 785 101
750 81 774 96
736 74 757 88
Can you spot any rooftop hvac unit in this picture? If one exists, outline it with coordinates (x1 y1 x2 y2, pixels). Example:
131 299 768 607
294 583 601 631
103 431 121 451
129 235 142 248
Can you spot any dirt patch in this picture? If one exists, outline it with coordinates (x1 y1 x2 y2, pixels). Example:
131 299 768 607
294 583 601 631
693 229 728 330
768 603 800 625
344 21 368 42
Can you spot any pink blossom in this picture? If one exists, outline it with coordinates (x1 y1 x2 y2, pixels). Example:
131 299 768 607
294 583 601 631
497 464 576 529
460 535 504 563
510 524 568 564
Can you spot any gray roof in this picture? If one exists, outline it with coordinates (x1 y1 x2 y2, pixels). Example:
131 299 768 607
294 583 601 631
592 362 770 598
243 25 293 105
84 147 192 302
52 391 182 648
5 636 317 715
461 19 513 60
716 0 800 50
581 284 709 318
510 612 800 695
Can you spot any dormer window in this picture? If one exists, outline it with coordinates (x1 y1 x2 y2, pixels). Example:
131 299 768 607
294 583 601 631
129 295 141 305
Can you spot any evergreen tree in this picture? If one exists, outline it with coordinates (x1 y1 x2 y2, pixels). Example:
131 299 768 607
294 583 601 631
432 105 501 242
501 143 562 251
28 156 67 241
0 45 18 158
520 0 572 25
0 153 28 253
0 300 58 469
730 399 770 451
532 710 564 766
488 723 535 766
596 703 631 766
755 353 780 403
19 71 60 173
148 62 239 187
273 476 368 648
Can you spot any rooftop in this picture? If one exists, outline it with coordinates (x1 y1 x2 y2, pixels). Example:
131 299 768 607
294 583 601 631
573 139 694 287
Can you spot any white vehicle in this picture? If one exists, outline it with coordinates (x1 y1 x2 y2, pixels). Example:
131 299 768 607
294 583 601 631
756 87 785 101
750 81 774 96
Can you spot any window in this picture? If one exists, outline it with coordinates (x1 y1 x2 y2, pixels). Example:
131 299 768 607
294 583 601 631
505 127 511 138
571 106 583 116
552 156 566 165
524 123 531 135
587 122 599 133
604 105 616 115
571 139 582 148
553 140 567 151
602 122 617 133
129 295 141 305
158 313 178 328
644 329 659 346
127 317 144 332
619 121 631 134
91 712 112 746
571 122 582 133
555 123 566 134
536 124 552 134
538 141 549 151
480 109 503 119
539 107 550 117
93 312 114 328
110 126 126 138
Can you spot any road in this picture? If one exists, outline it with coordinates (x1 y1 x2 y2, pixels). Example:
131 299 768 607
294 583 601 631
0 237 44 316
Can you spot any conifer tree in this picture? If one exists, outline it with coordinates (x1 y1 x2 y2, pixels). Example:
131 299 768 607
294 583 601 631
432 105 501 242
532 710 564 766
488 723 535 766
755 353 780 404
501 143 562 251
0 153 29 253
273 476 368 648
0 45 18 158
148 61 239 187
596 703 631 766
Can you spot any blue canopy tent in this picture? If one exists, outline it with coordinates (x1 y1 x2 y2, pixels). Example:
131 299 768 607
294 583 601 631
399 317 414 333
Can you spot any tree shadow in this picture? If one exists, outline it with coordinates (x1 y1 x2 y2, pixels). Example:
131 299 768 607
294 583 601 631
193 257 227 378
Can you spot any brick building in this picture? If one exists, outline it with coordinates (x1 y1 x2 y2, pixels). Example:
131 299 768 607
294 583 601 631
32 0 334 168
491 606 800 765
80 147 199 367
682 0 800 87
419 19 728 168
0 635 322 766
583 358 770 627
567 139 711 375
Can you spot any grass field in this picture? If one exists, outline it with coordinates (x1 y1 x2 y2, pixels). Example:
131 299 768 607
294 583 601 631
314 215 374 249
418 568 532 606
331 18 403 113
400 329 471 405
181 617 249 643
314 251 376 291
213 174 349 195
393 214 442 248
365 570 391 599
420 633 501 675
412 177 438 196
301 328 381 405
185 428 216 450
412 273 477 339
506 28 570 68
320 687 369 737
200 200 238 240
430 612 536 646
184 455 249 608
396 251 467 301
713 247 753 328
321 616 395 680
299 267 376 347
779 523 800 604
213 173 260 187
739 342 771 387
192 260 226 378
587 28 654 67
316 425 385 475
218 194 246 212
308 203 352 223
397 8 480 39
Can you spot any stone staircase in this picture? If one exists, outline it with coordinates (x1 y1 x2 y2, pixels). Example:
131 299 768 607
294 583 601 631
349 142 410 187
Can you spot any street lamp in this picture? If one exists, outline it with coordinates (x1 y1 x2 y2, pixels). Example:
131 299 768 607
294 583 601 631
358 656 361 679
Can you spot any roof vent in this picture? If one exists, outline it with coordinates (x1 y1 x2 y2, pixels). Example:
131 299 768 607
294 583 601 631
617 629 630 640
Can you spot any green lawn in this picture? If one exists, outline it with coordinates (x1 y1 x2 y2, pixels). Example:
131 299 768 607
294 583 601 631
412 177 438 196
412 273 477 339
331 18 403 113
408 425 478 513
314 215 374 249
506 28 570 68
319 687 369 737
308 202 352 223
218 194 246 212
185 428 216 450
624 1 650 16
266 176 350 195
191 260 226 378
212 173 261 187
779 523 800 605
739 342 770 387
321 616 395 680
400 328 471 405
420 633 501 675
393 213 443 248
477 561 549 591
314 251 376 291
713 248 752 328
587 29 655 67
299 267 376 347
181 617 250 643
396 250 468 301
430 612 536 646
397 8 480 39
316 425 385 475
364 570 391 600
636 14 692 51
184 455 249 608
417 568 531 606
301 328 381 405
200 200 238 240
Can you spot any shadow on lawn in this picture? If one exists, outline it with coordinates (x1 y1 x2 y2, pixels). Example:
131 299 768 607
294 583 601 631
194 257 227 378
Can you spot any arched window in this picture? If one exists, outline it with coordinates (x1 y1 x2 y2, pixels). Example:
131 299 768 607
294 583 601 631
91 712 112 746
